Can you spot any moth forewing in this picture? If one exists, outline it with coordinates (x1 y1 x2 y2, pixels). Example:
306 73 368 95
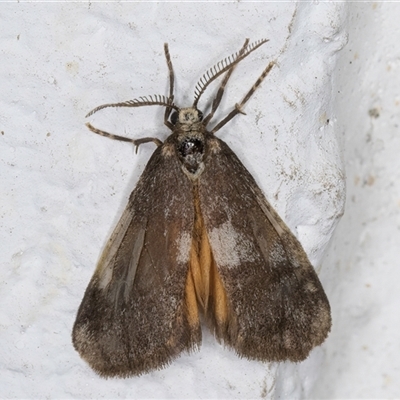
73 144 201 378
73 39 331 378
197 138 331 361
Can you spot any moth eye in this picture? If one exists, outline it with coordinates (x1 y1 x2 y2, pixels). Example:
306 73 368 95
171 111 178 125
197 110 203 121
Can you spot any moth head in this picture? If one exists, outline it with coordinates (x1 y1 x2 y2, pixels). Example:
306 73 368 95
171 108 203 126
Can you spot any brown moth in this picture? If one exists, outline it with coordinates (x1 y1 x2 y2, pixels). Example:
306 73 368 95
73 39 331 378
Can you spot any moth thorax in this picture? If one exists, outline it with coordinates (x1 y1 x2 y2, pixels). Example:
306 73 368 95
177 136 205 176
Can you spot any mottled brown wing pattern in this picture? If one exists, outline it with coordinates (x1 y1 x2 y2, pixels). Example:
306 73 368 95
198 136 331 362
72 143 200 377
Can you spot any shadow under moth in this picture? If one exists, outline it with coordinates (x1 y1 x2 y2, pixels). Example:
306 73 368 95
73 39 331 378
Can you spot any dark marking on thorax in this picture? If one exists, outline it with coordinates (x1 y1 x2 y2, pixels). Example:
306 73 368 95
171 111 208 179
178 137 205 174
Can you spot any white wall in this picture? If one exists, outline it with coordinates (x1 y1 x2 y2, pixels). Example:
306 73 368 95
312 3 400 398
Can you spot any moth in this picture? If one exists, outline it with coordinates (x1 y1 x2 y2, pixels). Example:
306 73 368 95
73 39 331 378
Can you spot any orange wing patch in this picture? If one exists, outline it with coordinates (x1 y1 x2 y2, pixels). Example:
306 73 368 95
185 186 230 332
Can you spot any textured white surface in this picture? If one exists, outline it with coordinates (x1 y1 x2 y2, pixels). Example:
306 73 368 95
312 3 400 398
0 3 347 399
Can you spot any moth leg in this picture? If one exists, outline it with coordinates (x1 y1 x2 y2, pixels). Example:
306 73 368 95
210 61 275 134
86 122 163 152
163 43 175 131
203 39 249 126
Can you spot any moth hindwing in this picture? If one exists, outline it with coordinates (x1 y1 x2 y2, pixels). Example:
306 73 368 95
73 39 331 378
